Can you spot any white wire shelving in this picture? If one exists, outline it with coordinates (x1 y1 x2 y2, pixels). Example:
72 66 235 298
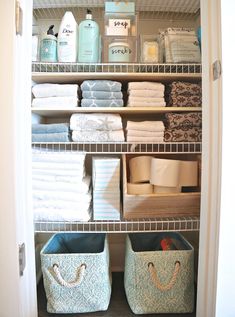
34 216 200 233
32 142 202 154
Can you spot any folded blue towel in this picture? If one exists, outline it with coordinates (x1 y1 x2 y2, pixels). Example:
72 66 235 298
81 80 122 92
32 123 69 134
81 99 124 107
32 132 70 142
82 91 123 100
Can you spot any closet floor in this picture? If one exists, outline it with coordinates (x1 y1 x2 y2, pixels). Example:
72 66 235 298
37 272 196 317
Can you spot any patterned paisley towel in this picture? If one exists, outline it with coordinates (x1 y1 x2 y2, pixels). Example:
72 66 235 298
170 81 202 95
124 232 194 314
164 127 202 142
41 233 111 314
169 94 202 107
165 112 202 129
81 80 122 92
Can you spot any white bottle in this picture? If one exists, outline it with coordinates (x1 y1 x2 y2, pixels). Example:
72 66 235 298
57 11 78 62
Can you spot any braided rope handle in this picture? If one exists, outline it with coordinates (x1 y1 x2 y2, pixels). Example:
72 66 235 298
148 261 180 291
53 263 86 288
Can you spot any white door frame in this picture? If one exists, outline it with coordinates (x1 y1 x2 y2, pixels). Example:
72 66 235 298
0 0 37 316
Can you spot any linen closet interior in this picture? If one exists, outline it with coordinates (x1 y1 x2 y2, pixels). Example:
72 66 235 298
32 1 202 316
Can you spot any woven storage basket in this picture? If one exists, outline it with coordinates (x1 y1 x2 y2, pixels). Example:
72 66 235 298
124 232 194 314
41 233 111 314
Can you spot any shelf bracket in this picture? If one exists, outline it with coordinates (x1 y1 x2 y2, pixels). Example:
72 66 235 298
15 0 23 35
19 243 26 276
213 60 222 81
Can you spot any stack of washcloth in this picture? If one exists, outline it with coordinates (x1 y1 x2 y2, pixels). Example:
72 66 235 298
127 82 166 107
166 81 202 107
32 123 70 142
126 120 165 142
80 80 124 107
32 149 91 221
70 113 125 142
164 112 202 142
32 83 79 108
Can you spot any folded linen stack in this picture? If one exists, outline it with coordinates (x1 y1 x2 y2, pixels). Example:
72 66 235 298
166 81 202 107
32 83 79 108
164 112 202 142
80 80 124 107
32 149 91 221
70 113 125 142
127 82 166 107
126 120 165 142
163 28 201 63
32 123 70 142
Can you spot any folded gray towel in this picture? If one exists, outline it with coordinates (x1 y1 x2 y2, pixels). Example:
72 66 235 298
81 99 124 107
81 80 122 92
82 91 123 100
32 123 69 134
32 132 70 142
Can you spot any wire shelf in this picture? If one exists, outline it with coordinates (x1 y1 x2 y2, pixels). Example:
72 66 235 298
34 216 200 233
32 62 202 75
32 142 202 154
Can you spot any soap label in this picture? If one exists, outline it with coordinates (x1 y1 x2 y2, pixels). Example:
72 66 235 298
109 19 131 29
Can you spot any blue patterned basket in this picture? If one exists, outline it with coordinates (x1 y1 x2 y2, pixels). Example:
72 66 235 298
124 232 194 314
41 233 111 314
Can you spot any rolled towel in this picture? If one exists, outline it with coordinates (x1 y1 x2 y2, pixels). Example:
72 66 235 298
70 113 123 131
126 136 164 142
82 91 123 100
32 123 69 134
81 80 122 92
72 130 125 142
32 96 78 108
127 130 164 137
32 132 70 142
126 121 165 132
81 98 124 107
128 89 164 98
164 127 202 142
165 112 202 129
128 82 165 92
32 83 78 98
127 101 166 107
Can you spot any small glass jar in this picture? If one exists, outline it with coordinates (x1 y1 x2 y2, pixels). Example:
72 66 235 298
108 41 131 63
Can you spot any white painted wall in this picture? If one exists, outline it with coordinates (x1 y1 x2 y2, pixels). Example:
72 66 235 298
216 1 235 316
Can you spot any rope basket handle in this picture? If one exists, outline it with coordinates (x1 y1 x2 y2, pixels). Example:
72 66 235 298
53 263 86 288
148 261 180 291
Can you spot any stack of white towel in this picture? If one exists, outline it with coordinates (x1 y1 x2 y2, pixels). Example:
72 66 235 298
32 149 91 221
127 82 166 107
126 120 165 142
70 113 125 142
32 83 79 108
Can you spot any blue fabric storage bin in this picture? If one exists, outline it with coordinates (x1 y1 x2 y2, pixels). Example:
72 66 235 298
124 232 194 314
41 233 111 314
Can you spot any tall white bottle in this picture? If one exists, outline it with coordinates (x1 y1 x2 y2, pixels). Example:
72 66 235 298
57 11 78 62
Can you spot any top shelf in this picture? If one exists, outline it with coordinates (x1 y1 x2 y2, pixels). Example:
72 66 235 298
32 63 202 83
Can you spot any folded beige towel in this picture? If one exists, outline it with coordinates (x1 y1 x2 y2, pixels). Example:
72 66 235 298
127 101 166 107
127 136 164 142
127 130 164 137
128 96 165 103
127 121 165 132
128 89 164 97
128 82 165 91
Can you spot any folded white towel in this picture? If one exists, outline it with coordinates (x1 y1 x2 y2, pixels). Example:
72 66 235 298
32 84 78 98
32 173 86 184
32 168 85 177
72 130 125 142
33 190 92 203
128 82 165 91
32 175 91 194
127 130 164 137
127 121 165 132
32 96 78 108
70 113 123 131
34 207 91 222
126 136 164 142
128 96 165 103
33 199 91 211
128 90 164 98
32 150 86 164
127 101 166 107
32 161 85 171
